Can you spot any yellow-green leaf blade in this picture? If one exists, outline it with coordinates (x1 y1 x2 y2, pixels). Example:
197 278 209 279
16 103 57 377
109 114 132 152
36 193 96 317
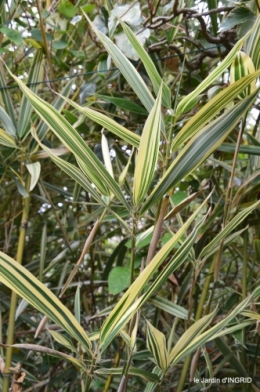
0 252 92 353
141 88 259 215
146 320 168 371
133 86 162 205
119 20 171 108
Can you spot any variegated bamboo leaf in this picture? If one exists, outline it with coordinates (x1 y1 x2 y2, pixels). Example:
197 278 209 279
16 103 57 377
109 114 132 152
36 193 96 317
0 252 92 353
176 21 258 116
17 50 44 138
199 199 260 259
58 94 140 148
141 88 259 215
169 296 252 365
5 68 129 210
26 162 41 191
0 128 17 148
95 366 160 383
0 343 85 371
172 70 260 151
146 320 169 371
29 79 75 153
100 196 209 351
83 11 155 112
133 86 162 205
230 51 256 98
245 19 260 70
119 20 171 108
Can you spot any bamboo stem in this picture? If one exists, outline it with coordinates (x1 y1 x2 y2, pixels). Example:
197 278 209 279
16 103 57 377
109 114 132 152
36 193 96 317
2 177 31 392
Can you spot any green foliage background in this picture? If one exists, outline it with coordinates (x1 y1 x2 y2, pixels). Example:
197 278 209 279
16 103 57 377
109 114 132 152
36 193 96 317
0 0 260 391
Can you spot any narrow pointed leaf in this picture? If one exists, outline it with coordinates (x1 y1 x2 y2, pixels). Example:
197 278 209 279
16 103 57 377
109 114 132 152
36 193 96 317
29 79 75 153
134 86 162 205
199 199 260 258
170 296 252 365
230 51 256 98
0 252 92 352
141 88 259 215
0 106 17 136
169 309 217 364
83 11 155 112
146 320 168 371
119 20 171 108
17 51 44 137
5 68 129 210
100 196 209 350
26 162 41 191
172 70 260 151
0 63 16 129
56 95 140 148
0 128 17 147
176 22 257 116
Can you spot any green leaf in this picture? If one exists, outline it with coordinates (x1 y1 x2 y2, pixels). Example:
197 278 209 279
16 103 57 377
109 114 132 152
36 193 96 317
146 320 168 371
119 20 171 108
219 7 256 33
230 51 256 98
0 343 86 371
99 197 209 351
17 51 44 138
141 88 259 215
0 27 23 45
149 296 188 319
52 39 69 50
49 330 77 353
31 29 53 42
5 67 129 209
83 11 155 113
169 309 217 363
95 367 160 383
199 199 260 258
108 267 130 295
0 128 17 148
176 22 258 116
58 0 77 18
169 296 252 365
58 95 140 148
133 85 162 205
0 252 92 353
172 70 260 151
97 94 148 115
0 106 17 136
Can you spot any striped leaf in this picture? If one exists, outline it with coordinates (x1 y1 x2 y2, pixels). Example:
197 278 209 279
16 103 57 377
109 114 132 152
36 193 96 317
0 128 17 148
176 23 257 116
0 106 17 136
133 86 162 205
83 11 155 112
0 252 92 353
95 367 160 383
99 196 209 351
6 68 129 210
245 18 260 70
146 320 169 371
230 51 256 98
29 79 75 153
30 130 130 231
0 62 16 129
100 216 205 352
119 20 171 108
17 50 44 138
141 88 259 215
172 70 260 151
56 95 140 148
169 309 217 364
199 199 260 259
169 295 252 365
26 162 41 191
